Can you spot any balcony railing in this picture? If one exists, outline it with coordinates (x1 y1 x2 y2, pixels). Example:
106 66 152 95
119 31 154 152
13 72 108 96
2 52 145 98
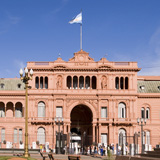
29 117 54 124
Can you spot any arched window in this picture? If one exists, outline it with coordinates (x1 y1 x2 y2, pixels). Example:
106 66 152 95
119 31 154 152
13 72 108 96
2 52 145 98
120 77 124 89
85 76 90 89
67 76 72 89
118 128 126 146
38 102 45 117
40 77 43 89
37 127 45 144
125 77 128 89
1 128 5 142
17 84 21 89
146 108 150 119
73 76 78 89
141 108 145 119
79 76 84 89
15 102 23 118
118 102 126 118
92 76 97 89
115 77 119 89
0 102 5 117
0 83 5 89
45 77 48 89
19 129 23 143
6 102 13 117
35 77 39 89
145 131 150 145
14 128 17 143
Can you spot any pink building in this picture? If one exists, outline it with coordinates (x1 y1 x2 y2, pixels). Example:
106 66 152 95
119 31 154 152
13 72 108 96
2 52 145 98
0 50 160 153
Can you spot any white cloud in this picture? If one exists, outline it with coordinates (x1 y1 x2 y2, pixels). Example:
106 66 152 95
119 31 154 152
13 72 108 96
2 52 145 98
138 27 160 76
14 59 26 70
43 0 69 21
0 11 21 35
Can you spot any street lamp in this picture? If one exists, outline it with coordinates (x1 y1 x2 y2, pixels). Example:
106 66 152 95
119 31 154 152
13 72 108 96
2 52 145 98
20 67 33 157
55 117 63 154
137 118 146 154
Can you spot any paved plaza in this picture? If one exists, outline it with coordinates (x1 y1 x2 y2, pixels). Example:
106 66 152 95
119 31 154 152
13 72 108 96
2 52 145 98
0 153 115 160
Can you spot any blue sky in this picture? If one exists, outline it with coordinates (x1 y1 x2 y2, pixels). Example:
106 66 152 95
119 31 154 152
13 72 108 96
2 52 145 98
0 0 160 78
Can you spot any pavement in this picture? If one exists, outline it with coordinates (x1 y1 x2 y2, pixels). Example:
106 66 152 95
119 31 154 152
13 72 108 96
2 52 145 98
31 154 113 160
0 153 115 160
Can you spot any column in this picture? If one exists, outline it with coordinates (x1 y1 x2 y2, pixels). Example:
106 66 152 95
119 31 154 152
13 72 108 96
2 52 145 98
43 77 45 89
84 76 85 89
90 76 92 89
123 77 125 90
78 76 79 89
99 124 102 143
92 123 96 143
63 123 67 134
13 104 15 117
71 76 73 89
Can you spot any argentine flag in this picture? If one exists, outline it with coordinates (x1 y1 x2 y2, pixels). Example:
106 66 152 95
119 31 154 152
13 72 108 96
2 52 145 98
69 12 82 24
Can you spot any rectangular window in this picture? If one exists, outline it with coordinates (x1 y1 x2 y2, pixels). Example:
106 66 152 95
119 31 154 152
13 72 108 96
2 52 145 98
101 133 107 145
101 107 107 118
56 106 63 117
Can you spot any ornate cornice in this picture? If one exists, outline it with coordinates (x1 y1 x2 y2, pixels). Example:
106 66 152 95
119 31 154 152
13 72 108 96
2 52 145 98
32 68 140 72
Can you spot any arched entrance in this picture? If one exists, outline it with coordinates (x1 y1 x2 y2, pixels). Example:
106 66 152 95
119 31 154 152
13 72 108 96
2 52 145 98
70 104 93 153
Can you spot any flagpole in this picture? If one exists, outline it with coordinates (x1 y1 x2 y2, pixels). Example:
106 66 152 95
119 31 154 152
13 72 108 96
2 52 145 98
80 23 82 50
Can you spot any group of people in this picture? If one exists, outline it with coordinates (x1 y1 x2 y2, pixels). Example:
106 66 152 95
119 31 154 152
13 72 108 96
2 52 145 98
118 145 128 155
86 144 114 156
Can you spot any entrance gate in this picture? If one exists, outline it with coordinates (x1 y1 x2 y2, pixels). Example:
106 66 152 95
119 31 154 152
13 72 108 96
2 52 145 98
119 132 139 155
70 104 93 154
55 132 67 154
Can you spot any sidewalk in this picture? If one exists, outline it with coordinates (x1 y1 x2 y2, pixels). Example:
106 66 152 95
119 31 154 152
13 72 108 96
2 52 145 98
31 154 115 160
0 153 115 160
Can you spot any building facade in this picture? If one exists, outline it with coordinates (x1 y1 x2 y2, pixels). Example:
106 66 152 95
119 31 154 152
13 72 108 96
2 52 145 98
0 50 160 153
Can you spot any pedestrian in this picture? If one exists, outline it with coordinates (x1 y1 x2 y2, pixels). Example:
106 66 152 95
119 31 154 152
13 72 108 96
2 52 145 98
125 145 128 155
118 145 121 155
100 146 103 156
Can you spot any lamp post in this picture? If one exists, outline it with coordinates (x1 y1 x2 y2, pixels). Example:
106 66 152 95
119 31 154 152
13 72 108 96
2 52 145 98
19 67 33 157
55 117 63 154
137 118 146 154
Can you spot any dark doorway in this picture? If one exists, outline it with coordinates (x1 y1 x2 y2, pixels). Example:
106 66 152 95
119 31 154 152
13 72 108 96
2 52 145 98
70 105 93 150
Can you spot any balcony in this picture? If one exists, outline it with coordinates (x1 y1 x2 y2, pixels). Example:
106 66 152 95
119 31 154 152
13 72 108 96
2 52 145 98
29 117 54 124
0 117 24 122
112 118 134 125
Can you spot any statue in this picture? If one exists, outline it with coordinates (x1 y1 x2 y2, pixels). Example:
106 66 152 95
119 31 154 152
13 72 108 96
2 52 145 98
56 76 62 89
101 76 107 89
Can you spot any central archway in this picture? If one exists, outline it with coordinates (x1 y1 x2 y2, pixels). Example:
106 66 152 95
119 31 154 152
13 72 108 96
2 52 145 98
70 104 93 148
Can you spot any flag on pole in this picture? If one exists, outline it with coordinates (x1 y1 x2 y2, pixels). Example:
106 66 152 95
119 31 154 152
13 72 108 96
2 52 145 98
69 12 82 24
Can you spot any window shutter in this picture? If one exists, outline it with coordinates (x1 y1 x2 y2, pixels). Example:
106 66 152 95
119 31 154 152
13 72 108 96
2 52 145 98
56 107 62 117
0 108 5 117
101 134 107 144
38 102 45 117
14 129 17 143
1 128 5 142
101 107 107 118
37 127 45 144
19 129 22 142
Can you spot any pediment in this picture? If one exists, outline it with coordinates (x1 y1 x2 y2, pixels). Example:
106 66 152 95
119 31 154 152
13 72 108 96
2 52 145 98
98 57 109 63
69 50 94 62
54 57 65 63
